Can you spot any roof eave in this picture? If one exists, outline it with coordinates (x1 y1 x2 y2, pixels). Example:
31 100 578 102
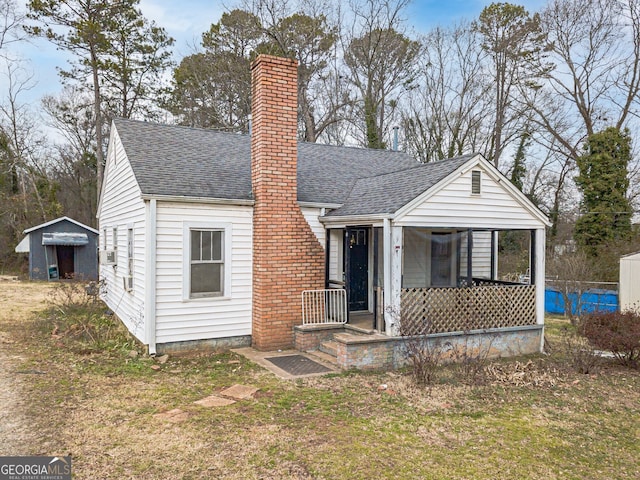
320 213 393 226
23 216 99 235
140 193 255 206
298 201 343 209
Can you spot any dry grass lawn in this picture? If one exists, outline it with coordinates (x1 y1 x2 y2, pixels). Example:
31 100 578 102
0 278 638 479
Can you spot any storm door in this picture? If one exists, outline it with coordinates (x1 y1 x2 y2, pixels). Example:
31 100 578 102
346 228 369 311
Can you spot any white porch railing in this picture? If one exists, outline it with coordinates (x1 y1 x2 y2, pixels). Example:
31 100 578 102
302 289 348 325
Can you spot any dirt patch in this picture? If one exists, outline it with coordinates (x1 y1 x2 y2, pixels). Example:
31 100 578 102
0 280 54 454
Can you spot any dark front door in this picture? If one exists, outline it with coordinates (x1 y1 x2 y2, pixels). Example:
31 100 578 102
346 228 369 311
57 246 75 279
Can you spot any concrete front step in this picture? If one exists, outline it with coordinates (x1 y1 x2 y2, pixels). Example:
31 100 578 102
319 340 338 358
307 349 339 367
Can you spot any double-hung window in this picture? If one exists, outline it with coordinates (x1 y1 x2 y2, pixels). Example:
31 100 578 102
190 229 224 297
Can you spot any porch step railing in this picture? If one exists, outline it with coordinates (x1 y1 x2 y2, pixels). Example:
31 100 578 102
302 289 348 325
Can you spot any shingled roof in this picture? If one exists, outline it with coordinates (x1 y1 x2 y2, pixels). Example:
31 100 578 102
112 118 474 215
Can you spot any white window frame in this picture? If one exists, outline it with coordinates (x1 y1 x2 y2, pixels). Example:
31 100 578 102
182 222 232 301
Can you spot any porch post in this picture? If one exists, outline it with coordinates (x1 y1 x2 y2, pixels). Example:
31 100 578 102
344 229 350 324
529 229 536 284
389 224 403 336
373 228 379 329
491 230 498 280
535 227 546 350
383 219 393 335
467 229 473 286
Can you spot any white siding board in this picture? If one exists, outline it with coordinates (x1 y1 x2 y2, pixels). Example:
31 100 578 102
98 129 147 342
396 166 546 229
460 231 492 278
154 202 253 344
300 207 325 248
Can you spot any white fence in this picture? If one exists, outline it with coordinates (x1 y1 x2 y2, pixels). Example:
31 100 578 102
301 289 348 325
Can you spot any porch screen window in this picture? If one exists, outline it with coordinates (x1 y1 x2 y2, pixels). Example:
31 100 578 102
190 229 223 297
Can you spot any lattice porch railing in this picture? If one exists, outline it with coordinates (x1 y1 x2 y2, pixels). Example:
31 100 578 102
400 285 536 335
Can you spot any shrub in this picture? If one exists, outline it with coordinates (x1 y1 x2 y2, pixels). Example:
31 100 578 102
448 335 494 385
46 280 136 354
579 311 640 368
402 335 450 386
557 326 601 374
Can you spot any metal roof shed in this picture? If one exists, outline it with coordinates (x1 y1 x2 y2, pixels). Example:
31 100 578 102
619 251 640 312
16 217 99 281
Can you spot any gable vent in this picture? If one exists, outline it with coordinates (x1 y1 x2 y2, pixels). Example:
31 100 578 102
471 170 481 194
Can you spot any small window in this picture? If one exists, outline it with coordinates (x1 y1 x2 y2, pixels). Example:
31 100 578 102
471 170 481 195
190 229 224 297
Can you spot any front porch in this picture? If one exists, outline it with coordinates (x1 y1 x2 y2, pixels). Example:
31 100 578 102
295 224 546 370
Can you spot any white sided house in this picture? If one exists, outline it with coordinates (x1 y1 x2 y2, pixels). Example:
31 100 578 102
98 55 550 369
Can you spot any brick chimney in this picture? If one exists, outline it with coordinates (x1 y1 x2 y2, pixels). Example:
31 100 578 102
250 54 325 350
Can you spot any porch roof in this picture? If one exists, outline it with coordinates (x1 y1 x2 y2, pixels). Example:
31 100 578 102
324 155 474 217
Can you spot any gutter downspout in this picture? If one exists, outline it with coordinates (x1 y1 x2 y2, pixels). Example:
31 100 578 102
145 199 157 355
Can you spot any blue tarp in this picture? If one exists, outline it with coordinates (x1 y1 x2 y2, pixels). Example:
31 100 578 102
545 287 618 315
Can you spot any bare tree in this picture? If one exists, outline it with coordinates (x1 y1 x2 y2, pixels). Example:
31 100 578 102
526 0 640 164
0 0 25 54
0 58 59 271
42 88 97 227
343 0 420 149
402 23 492 162
0 59 52 219
547 250 595 324
240 0 348 142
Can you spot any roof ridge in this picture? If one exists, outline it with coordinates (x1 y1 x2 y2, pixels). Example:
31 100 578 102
114 117 418 158
114 117 250 139
352 154 473 183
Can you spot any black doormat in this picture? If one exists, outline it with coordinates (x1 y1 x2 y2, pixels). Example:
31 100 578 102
265 355 332 376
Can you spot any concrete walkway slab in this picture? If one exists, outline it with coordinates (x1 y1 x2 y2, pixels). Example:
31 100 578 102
220 384 258 400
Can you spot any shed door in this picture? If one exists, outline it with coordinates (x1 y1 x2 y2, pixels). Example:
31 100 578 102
57 246 75 279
